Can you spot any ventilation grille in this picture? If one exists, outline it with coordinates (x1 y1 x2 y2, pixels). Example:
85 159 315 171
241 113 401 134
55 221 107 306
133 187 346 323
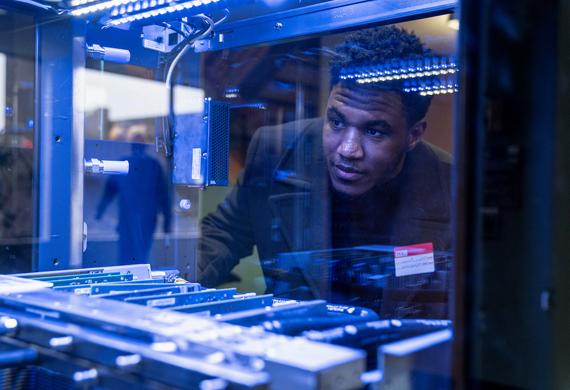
172 99 230 187
206 99 230 186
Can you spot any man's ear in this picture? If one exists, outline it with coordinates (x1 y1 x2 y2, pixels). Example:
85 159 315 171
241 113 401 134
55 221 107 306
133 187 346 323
407 120 427 151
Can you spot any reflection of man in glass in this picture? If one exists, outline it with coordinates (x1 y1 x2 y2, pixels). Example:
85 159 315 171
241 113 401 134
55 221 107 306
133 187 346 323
198 27 451 299
96 125 171 264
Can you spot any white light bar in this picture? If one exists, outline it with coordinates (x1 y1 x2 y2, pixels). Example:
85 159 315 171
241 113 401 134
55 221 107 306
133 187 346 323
340 56 458 85
354 68 456 84
110 0 176 16
107 0 219 25
418 88 458 96
403 83 459 96
70 0 218 18
71 0 140 16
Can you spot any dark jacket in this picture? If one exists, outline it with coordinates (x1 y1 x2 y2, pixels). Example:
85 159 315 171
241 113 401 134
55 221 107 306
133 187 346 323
198 118 452 291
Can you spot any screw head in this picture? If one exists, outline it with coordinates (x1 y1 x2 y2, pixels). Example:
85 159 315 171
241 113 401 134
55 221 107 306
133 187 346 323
179 199 192 210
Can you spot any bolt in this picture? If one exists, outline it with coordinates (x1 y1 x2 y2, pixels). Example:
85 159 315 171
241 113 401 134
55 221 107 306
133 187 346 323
274 22 283 30
179 199 192 210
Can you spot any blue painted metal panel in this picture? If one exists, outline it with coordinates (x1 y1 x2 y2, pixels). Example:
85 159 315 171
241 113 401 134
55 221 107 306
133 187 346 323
197 0 457 52
35 16 86 271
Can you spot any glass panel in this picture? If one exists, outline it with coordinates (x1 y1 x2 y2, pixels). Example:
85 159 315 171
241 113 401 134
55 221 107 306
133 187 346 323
0 11 36 274
83 58 205 276
1 1 568 389
197 15 458 320
194 16 458 385
0 3 460 388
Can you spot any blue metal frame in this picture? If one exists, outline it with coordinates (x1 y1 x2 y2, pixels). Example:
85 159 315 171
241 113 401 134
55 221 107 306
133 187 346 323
196 0 457 52
34 16 86 271
27 0 456 272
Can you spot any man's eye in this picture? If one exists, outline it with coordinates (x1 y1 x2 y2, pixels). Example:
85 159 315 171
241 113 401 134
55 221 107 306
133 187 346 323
330 118 344 128
365 128 386 137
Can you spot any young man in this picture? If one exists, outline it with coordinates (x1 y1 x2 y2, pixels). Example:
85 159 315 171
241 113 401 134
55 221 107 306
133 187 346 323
198 26 451 311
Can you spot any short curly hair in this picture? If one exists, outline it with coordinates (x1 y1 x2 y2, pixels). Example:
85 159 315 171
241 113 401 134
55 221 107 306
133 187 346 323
330 26 433 126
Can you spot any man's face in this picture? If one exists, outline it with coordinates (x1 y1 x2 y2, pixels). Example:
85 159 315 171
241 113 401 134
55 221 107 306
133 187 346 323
322 84 425 196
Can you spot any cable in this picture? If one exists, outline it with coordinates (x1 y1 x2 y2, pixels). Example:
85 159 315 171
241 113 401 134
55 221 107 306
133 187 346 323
159 9 230 156
158 15 213 156
165 14 213 86
214 8 230 26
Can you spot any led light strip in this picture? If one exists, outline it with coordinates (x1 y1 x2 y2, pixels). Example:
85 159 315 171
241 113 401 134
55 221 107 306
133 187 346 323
403 83 459 96
340 57 458 84
110 0 176 16
70 0 218 18
107 0 220 24
354 68 456 84
71 0 141 15
418 87 458 96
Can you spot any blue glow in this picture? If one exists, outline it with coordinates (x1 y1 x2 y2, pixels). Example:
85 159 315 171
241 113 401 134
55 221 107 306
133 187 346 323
71 0 221 22
382 329 453 357
71 0 139 16
339 56 458 85
402 75 459 96
262 0 288 6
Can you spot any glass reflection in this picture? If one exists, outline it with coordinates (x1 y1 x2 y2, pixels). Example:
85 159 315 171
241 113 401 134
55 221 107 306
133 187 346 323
95 125 171 264
198 20 456 319
0 12 35 274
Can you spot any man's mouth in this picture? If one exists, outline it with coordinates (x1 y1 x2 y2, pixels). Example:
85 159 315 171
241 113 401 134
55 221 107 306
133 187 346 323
332 163 364 181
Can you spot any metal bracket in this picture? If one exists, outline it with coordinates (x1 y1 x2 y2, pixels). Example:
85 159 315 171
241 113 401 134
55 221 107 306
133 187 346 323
197 0 457 52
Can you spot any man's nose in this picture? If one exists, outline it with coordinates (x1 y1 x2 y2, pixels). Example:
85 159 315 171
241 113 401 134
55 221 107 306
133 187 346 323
337 128 364 159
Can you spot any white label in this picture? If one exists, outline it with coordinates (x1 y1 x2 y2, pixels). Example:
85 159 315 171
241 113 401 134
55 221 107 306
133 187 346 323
272 299 297 307
142 39 164 52
147 297 176 307
394 243 435 277
395 249 408 257
192 148 202 180
73 287 92 295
